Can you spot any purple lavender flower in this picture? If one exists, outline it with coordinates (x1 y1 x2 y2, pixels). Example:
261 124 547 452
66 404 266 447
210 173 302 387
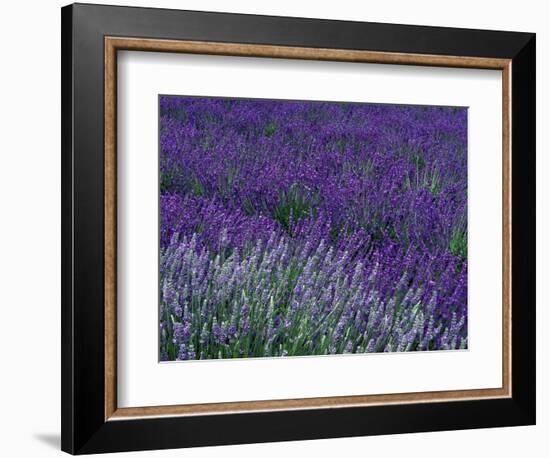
159 96 468 360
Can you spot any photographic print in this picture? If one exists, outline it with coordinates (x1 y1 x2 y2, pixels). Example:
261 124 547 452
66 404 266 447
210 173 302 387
159 96 468 362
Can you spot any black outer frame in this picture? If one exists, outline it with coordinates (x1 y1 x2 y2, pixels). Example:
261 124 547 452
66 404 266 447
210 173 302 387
61 3 536 454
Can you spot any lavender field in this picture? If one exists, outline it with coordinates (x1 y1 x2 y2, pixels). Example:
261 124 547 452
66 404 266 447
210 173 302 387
159 96 468 361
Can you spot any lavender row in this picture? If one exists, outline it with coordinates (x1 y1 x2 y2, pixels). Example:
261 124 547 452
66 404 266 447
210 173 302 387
160 98 467 257
160 232 467 361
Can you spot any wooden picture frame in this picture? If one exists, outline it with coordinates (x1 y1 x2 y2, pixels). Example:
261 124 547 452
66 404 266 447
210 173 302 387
62 3 536 454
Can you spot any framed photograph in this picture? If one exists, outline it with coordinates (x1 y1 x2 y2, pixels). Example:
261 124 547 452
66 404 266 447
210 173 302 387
61 3 536 454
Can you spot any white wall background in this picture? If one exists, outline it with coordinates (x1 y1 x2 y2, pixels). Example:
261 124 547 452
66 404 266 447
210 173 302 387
0 1 545 456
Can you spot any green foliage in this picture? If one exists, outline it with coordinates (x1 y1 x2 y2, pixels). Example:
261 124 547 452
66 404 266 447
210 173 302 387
241 197 257 216
161 169 206 197
342 158 373 178
449 227 468 260
160 170 176 193
189 174 205 197
216 167 239 197
406 155 442 196
410 152 426 170
264 121 278 137
427 169 441 196
329 223 342 244
387 224 398 241
272 184 316 234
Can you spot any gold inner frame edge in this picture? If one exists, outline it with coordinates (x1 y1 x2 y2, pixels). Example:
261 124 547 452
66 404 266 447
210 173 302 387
104 37 512 421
